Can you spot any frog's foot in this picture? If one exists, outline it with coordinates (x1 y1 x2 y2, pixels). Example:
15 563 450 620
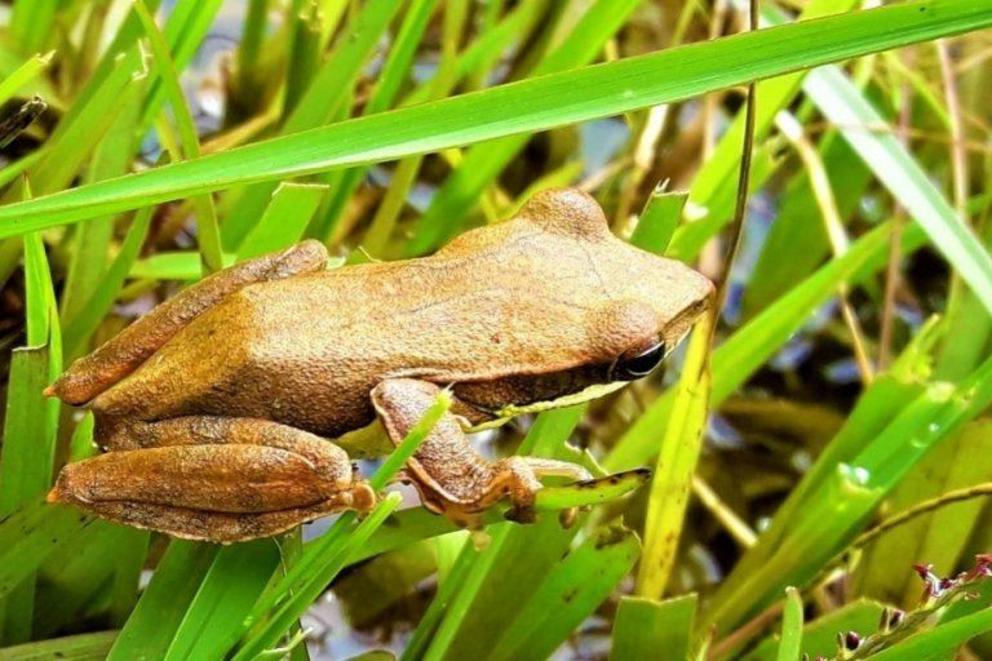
48 416 374 543
372 378 591 527
490 457 592 523
49 241 328 406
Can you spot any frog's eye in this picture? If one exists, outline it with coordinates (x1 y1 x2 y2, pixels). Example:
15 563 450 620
611 342 666 381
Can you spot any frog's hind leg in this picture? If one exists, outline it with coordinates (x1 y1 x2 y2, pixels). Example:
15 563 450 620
48 416 375 542
371 379 592 527
49 241 328 406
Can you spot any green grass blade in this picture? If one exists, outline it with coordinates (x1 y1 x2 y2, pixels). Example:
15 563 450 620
34 522 147 638
776 587 804 661
108 542 220 660
486 526 639 661
855 420 992 606
630 188 687 254
310 0 443 240
25 54 145 199
62 208 153 358
9 0 58 54
230 394 447 658
359 0 469 255
419 407 587 660
232 494 404 660
0 189 60 641
636 312 711 598
139 0 224 132
237 183 327 260
0 385 53 643
0 52 53 107
611 594 698 661
164 541 281 661
708 352 992 633
0 501 94 601
1 0 988 239
869 607 992 661
131 251 237 281
742 132 870 317
710 321 942 624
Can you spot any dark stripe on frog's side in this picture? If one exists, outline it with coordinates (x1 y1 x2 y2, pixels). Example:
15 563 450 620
452 360 616 418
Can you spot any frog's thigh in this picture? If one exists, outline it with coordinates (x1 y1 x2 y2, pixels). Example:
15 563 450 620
370 379 589 522
51 240 328 406
49 416 374 543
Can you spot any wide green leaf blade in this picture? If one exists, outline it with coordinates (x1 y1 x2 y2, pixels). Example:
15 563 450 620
611 594 697 661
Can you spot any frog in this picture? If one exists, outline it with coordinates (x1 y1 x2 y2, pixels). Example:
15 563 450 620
46 188 713 543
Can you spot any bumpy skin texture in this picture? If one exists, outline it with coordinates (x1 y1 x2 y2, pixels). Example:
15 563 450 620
47 188 713 542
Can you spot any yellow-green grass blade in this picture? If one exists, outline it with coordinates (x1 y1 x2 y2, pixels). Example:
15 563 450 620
0 630 118 660
1 0 987 241
636 311 711 598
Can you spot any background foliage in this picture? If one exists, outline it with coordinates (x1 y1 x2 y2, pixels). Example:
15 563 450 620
0 0 990 659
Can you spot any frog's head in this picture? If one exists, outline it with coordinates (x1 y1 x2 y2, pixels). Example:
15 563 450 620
517 188 714 382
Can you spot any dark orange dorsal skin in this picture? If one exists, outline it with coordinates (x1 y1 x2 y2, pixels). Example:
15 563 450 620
47 188 714 541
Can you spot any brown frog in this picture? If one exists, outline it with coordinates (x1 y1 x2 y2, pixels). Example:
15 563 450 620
46 188 713 542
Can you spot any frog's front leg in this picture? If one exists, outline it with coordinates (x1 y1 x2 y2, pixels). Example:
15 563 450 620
371 379 591 526
48 417 375 543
